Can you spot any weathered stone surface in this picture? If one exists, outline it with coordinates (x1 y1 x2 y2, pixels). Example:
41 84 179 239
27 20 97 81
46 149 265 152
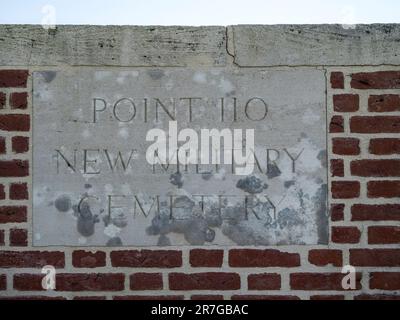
230 24 400 66
2 25 400 67
32 68 327 246
0 25 226 66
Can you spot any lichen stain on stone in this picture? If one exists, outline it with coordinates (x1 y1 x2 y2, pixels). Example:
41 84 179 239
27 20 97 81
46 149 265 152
221 180 326 245
317 149 327 168
157 234 171 246
147 69 165 80
201 171 213 180
220 198 307 245
284 180 295 188
236 175 268 194
54 195 71 212
39 71 57 83
143 182 327 245
225 90 236 97
170 172 184 188
72 200 99 237
267 164 281 179
106 236 122 246
146 195 220 245
103 208 128 229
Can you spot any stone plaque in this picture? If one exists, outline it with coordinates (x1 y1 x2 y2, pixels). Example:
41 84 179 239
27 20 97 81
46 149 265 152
32 68 327 246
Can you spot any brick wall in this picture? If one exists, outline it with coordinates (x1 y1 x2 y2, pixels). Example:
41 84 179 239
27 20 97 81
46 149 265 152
0 67 399 300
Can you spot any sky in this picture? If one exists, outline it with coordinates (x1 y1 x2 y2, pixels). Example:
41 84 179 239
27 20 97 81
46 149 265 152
0 0 399 25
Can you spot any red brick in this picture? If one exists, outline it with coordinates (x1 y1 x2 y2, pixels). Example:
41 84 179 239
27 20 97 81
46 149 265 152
130 273 163 290
0 296 66 300
231 295 300 300
229 249 300 267
310 295 345 300
114 295 183 300
0 274 5 290
189 249 223 267
10 92 28 109
333 94 359 112
330 204 344 221
9 183 28 200
0 184 5 200
72 250 106 268
369 138 400 155
0 206 27 223
0 251 64 268
110 250 182 268
330 159 344 177
169 272 240 290
73 296 107 300
355 294 400 300
0 137 5 154
0 114 30 131
368 181 400 198
369 94 400 112
331 181 360 199
351 71 400 89
352 204 400 221
330 72 344 89
191 295 224 300
350 249 400 266
0 230 4 246
329 115 344 133
14 273 125 291
290 273 361 290
0 92 5 108
368 226 400 244
248 273 280 290
13 274 43 291
331 226 361 244
350 116 400 133
11 136 29 153
9 228 28 246
0 70 29 88
351 160 400 177
370 272 400 290
332 138 360 155
0 160 29 177
308 249 342 267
